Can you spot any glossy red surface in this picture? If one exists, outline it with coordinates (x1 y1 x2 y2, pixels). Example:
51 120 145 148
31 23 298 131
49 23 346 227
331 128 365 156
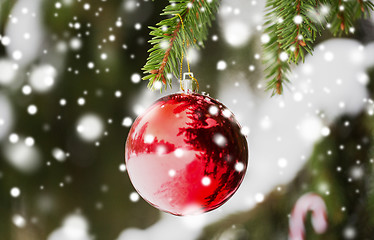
125 93 248 215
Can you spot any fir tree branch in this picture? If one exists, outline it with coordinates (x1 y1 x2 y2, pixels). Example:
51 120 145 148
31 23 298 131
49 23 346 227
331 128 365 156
267 0 324 64
329 0 374 35
263 17 291 95
263 0 374 96
144 0 373 95
263 0 322 95
142 0 220 90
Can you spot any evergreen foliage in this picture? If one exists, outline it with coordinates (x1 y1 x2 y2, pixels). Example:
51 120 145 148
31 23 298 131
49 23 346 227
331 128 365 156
143 0 374 94
142 0 220 90
263 0 373 95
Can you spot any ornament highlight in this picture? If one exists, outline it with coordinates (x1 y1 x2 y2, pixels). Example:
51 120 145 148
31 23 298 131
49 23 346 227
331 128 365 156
125 92 248 215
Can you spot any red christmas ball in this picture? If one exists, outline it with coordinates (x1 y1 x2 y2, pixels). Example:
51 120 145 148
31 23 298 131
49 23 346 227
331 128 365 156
125 92 248 216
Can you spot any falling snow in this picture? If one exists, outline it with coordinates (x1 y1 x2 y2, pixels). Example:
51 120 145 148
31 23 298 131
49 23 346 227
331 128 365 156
0 0 374 239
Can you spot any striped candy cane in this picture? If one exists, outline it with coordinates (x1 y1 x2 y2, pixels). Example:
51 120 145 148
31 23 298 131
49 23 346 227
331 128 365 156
289 193 328 240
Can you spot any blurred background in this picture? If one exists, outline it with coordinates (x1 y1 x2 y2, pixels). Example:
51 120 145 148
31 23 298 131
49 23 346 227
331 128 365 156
1 0 374 239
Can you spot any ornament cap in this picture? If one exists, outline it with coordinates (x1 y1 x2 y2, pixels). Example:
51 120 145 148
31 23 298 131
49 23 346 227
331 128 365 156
181 72 198 93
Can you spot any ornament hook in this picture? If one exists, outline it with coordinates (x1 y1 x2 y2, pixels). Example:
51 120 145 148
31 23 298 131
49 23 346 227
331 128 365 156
175 13 199 94
180 72 199 93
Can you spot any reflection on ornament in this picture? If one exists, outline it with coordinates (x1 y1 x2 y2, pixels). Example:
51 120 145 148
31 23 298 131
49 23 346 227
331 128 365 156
125 92 248 215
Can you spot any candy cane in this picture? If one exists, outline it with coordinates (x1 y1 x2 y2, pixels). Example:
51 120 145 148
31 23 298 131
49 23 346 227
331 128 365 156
289 193 328 240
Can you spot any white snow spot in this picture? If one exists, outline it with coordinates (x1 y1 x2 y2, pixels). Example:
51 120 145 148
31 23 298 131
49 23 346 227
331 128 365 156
83 3 90 10
153 81 162 90
156 145 166 155
293 15 303 24
9 133 19 143
222 109 232 118
299 117 323 142
130 192 140 202
350 166 363 180
29 64 57 93
12 214 26 228
260 34 270 44
122 117 133 127
356 72 369 85
12 50 23 60
77 98 85 106
324 51 334 61
1 36 11 46
76 114 104 142
279 52 288 62
4 137 41 173
27 105 38 115
260 116 272 129
22 85 32 95
131 73 141 83
277 158 288 168
320 5 330 15
100 53 107 60
254 193 264 203
10 187 21 198
115 91 122 98
119 164 126 172
70 38 82 50
160 40 169 50
144 134 154 144
343 226 356 239
174 148 184 158
134 23 142 30
293 92 303 102
217 60 227 70
223 20 250 47
168 169 176 177
25 137 35 147
187 48 200 64
240 126 250 136
134 105 145 115
321 126 331 137
60 99 67 106
235 162 245 172
52 148 66 162
87 62 94 69
208 105 219 116
124 0 137 12
213 133 227 147
201 177 211 186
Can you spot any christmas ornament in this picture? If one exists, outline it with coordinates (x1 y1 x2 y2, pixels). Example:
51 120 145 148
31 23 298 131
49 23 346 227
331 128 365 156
125 74 248 216
289 193 328 240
